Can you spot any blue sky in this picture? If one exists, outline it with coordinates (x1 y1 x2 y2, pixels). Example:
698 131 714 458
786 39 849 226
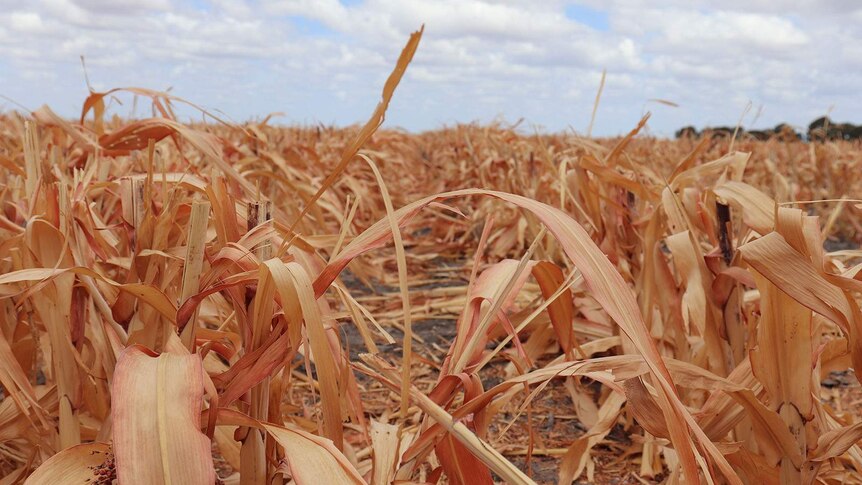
0 0 860 136
565 4 609 31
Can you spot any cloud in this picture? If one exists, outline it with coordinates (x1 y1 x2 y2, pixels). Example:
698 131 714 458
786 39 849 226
0 0 859 136
70 0 171 13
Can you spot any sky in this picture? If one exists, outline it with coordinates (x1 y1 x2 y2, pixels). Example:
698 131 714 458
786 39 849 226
0 0 860 137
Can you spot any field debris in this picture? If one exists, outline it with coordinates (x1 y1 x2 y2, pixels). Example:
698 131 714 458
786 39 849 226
3 27 862 485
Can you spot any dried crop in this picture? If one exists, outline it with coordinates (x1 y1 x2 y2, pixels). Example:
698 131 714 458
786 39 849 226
2 27 862 485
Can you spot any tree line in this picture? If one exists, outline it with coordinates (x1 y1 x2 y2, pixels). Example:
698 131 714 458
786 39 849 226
675 117 862 141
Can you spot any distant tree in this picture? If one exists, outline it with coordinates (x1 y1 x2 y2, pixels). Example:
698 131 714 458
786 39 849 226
747 130 771 141
808 116 861 141
808 116 831 141
675 126 698 139
774 123 801 141
702 126 734 138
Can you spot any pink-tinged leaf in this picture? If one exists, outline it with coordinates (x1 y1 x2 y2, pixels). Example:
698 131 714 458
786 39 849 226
112 345 214 485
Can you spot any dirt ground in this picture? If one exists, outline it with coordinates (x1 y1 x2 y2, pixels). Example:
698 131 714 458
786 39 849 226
332 253 862 484
207 245 862 484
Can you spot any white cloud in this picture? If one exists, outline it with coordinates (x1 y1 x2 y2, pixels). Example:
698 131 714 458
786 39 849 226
8 12 49 34
263 0 351 30
0 0 859 136
70 0 171 13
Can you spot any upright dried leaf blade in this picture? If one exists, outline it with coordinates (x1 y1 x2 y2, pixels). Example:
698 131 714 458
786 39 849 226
749 271 813 416
370 420 400 485
112 346 214 485
274 260 344 447
286 26 423 233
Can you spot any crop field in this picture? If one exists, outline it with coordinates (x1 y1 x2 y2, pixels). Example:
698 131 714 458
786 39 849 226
3 29 862 485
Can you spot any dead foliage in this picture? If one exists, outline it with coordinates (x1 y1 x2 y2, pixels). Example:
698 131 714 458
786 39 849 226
2 27 862 485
